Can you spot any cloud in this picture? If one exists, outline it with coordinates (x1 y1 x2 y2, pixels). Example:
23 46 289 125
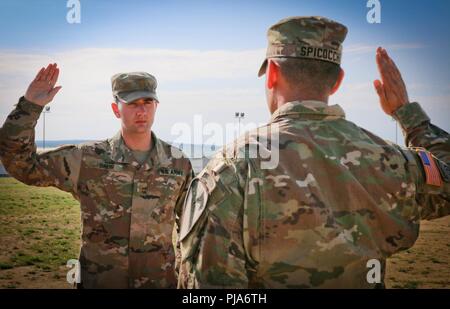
0 45 447 145
0 48 267 141
0 48 266 83
0 47 267 109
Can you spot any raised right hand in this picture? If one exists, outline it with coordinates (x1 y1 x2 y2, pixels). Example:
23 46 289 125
25 63 62 106
373 47 409 115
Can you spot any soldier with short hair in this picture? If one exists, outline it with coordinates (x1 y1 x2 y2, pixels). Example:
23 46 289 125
177 16 450 288
0 64 194 288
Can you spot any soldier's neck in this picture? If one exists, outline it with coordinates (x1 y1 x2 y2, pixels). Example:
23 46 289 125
273 93 329 112
278 92 329 105
121 131 152 151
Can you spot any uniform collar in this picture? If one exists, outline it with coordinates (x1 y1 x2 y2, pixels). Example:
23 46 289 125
270 100 346 122
110 131 172 169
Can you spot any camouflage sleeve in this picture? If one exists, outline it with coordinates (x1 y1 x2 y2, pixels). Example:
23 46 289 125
394 102 450 162
177 158 249 288
0 97 82 194
393 102 450 219
173 163 195 280
395 146 450 220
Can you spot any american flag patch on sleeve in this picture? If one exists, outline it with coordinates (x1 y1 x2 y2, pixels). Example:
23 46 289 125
417 150 443 187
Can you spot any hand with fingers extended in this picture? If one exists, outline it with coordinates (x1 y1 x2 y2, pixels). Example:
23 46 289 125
373 47 410 115
25 63 62 106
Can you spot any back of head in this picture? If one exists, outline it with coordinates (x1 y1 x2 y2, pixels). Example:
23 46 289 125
277 57 341 95
259 16 348 95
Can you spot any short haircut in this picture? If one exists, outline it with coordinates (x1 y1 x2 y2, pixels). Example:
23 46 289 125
274 58 341 94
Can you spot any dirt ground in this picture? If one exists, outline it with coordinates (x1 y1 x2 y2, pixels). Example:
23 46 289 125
385 216 450 288
0 178 449 289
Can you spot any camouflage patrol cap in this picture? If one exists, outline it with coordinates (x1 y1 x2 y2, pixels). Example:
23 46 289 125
111 72 159 104
258 16 348 77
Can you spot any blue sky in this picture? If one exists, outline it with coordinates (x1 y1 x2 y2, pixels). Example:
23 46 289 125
1 0 449 51
0 0 449 145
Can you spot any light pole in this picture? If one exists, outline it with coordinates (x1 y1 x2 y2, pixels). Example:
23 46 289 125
235 112 245 137
43 106 51 149
391 117 398 144
395 121 398 145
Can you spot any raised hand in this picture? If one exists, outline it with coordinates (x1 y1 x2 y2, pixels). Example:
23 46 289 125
373 47 409 115
25 63 62 106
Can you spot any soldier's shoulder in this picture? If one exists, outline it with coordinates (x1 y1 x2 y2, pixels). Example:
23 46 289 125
157 138 192 172
37 143 80 156
198 124 277 180
158 138 180 155
179 135 258 241
77 139 112 156
179 156 240 242
195 151 247 197
221 123 274 161
397 146 450 190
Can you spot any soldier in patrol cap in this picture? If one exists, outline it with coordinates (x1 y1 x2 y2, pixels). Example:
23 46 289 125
177 16 450 288
0 65 194 288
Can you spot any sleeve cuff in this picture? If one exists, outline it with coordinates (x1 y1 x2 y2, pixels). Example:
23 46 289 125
393 102 430 131
17 96 44 114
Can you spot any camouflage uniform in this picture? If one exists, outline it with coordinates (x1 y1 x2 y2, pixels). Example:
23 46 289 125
177 17 450 288
0 72 193 288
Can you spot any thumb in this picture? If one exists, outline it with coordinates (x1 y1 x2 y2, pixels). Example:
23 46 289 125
373 80 383 96
373 80 387 101
48 86 62 100
373 80 392 115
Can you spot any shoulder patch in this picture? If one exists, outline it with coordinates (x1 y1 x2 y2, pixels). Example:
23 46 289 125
179 178 209 241
417 150 443 187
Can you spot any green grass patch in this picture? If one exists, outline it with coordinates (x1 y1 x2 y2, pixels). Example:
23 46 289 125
0 178 81 270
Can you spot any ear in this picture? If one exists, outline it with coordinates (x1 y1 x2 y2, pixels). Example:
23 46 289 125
330 68 345 95
267 59 280 89
111 102 121 119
